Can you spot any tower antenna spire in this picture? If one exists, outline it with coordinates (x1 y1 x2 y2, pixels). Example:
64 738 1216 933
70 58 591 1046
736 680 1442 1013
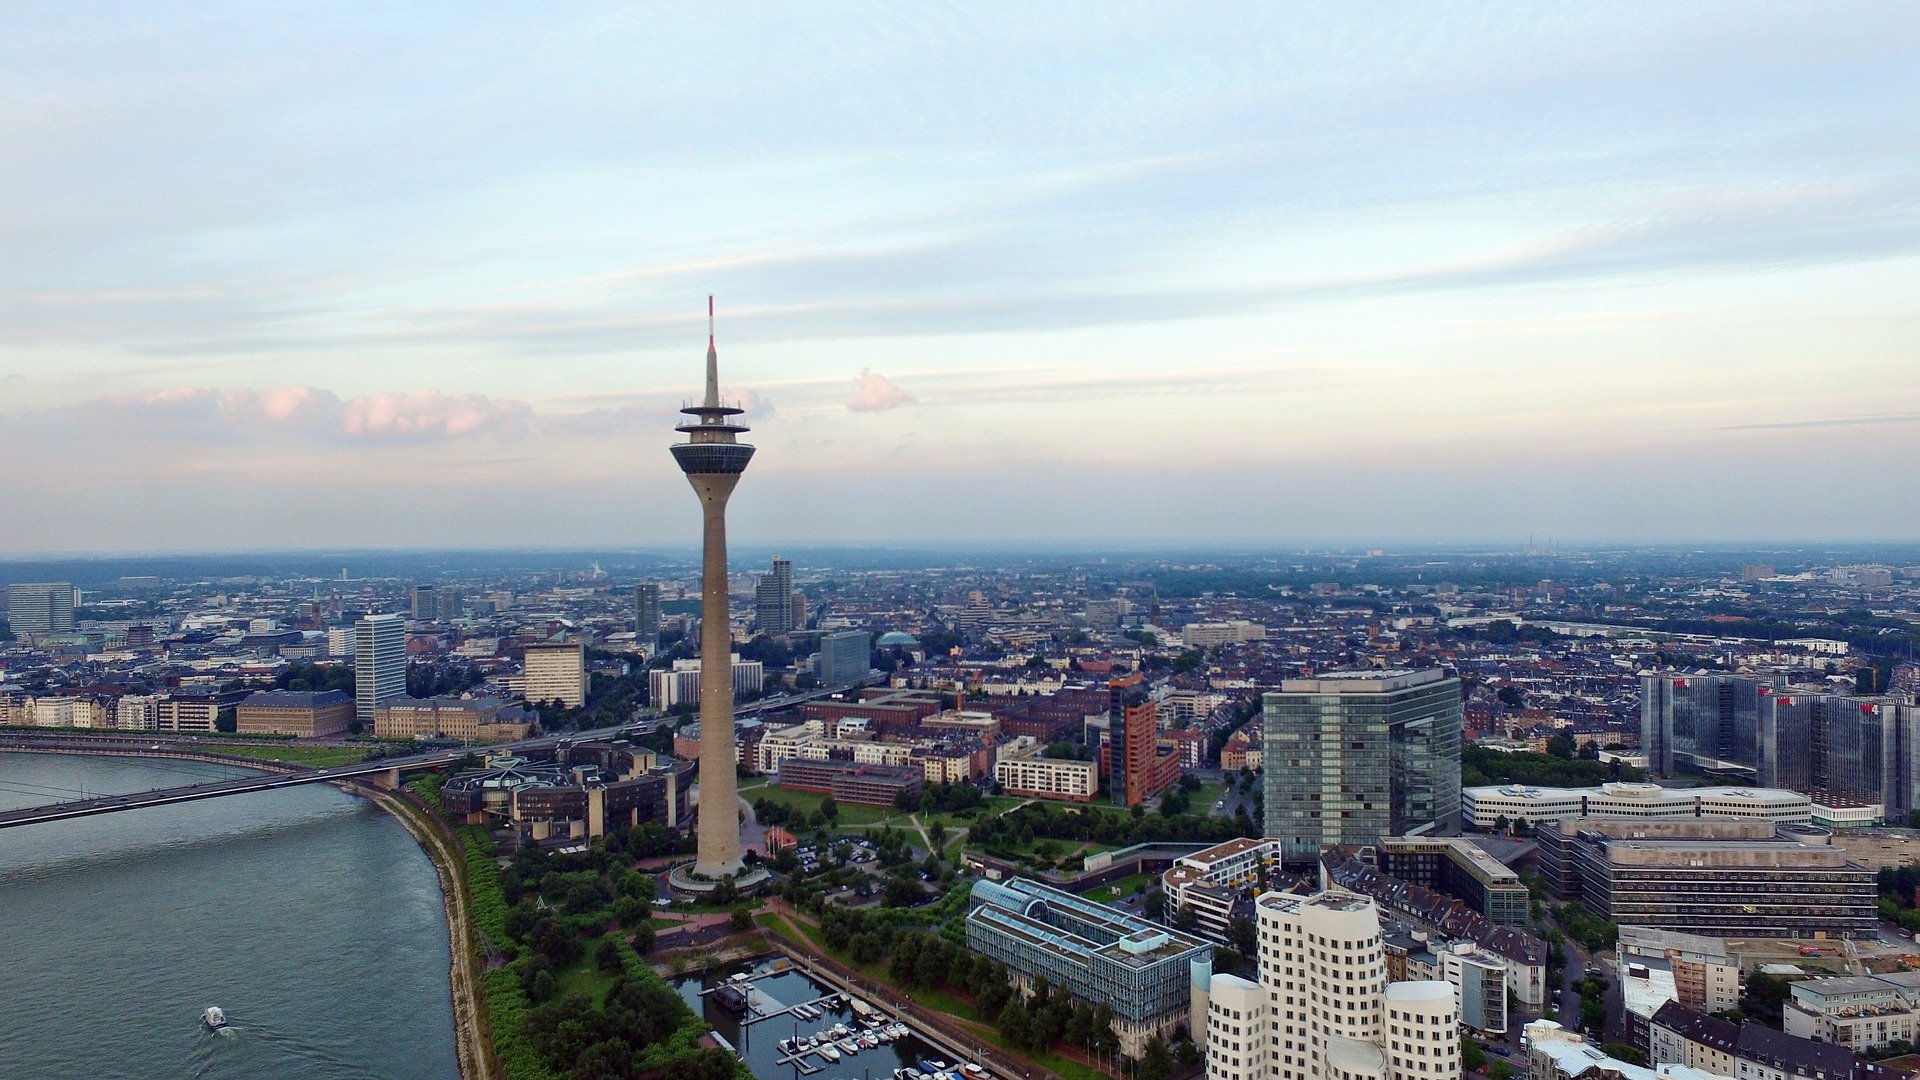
704 295 719 409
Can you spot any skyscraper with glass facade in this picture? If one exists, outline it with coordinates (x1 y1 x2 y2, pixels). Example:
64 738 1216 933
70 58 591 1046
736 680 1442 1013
1263 668 1462 862
1642 672 1914 816
353 613 407 729
754 555 794 634
633 581 661 644
816 629 870 686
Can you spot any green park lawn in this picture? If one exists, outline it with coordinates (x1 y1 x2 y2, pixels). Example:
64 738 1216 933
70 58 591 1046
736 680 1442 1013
204 742 373 768
555 955 621 1006
750 784 895 826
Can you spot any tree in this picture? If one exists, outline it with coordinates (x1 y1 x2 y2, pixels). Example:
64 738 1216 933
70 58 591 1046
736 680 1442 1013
595 935 624 973
729 908 752 933
1488 1061 1516 1080
1462 1038 1487 1072
1138 1035 1173 1080
1546 732 1576 760
819 796 839 824
1227 916 1256 958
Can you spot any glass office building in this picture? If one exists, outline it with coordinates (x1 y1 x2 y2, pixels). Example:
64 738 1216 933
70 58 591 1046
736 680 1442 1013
1643 673 1909 814
1263 668 1463 862
965 877 1209 1054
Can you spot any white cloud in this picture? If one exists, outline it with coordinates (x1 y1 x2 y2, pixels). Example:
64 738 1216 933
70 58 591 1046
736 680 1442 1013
67 385 532 442
848 369 915 412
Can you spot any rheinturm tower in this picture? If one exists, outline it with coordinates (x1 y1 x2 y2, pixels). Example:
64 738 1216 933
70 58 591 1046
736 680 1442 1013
671 297 754 880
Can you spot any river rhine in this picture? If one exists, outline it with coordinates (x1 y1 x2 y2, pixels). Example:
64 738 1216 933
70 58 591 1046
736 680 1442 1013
0 752 460 1080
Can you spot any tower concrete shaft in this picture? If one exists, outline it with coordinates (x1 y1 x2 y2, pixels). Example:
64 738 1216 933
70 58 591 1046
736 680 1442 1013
690 472 742 877
670 297 754 880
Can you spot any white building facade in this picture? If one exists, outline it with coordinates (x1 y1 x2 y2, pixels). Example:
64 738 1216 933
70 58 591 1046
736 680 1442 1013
1203 890 1458 1080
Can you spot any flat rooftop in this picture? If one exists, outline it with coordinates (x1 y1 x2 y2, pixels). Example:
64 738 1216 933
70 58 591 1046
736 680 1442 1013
1276 668 1449 694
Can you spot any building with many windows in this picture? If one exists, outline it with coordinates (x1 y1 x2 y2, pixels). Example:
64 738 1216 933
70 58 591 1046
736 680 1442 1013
994 743 1099 802
966 877 1209 1056
649 655 764 708
236 690 355 737
1537 818 1878 939
1782 972 1920 1051
633 581 661 645
6 582 73 637
773 757 923 807
815 629 871 687
1642 673 1916 819
1650 1001 1906 1080
1108 675 1179 807
1160 837 1283 944
1371 836 1531 927
1462 781 1813 830
522 640 587 709
1201 888 1458 1080
754 555 795 634
374 696 535 742
1263 669 1462 861
353 613 406 728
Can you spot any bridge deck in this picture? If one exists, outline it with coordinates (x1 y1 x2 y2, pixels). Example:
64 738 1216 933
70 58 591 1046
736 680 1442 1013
0 677 871 829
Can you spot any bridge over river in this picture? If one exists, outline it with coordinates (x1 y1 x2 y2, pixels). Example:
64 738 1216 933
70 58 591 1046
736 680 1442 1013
0 679 870 831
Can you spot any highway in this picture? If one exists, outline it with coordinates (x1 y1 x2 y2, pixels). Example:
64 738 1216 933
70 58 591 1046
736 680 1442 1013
0 679 870 831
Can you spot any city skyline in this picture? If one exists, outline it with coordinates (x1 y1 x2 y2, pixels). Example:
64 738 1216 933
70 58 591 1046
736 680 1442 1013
3 5 1917 551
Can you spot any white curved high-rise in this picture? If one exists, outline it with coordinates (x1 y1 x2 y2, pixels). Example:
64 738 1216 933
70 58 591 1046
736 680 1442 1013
1203 889 1459 1080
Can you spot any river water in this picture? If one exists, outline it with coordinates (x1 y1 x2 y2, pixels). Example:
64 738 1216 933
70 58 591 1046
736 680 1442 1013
0 752 460 1080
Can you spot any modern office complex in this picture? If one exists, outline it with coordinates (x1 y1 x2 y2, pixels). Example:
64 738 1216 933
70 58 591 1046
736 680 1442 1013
1462 781 1813 830
669 303 756 881
1537 817 1878 939
1201 889 1459 1080
353 613 406 728
235 690 354 737
6 582 74 637
815 628 871 687
1371 836 1531 926
774 757 923 807
441 747 692 841
1642 672 1918 819
633 581 661 644
648 656 764 709
1263 668 1462 861
754 555 795 634
522 640 587 709
966 877 1209 1056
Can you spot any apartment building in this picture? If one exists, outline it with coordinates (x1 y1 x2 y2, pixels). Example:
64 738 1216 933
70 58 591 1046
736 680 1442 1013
1650 1002 1907 1080
1160 837 1283 944
1783 973 1920 1051
994 743 1099 802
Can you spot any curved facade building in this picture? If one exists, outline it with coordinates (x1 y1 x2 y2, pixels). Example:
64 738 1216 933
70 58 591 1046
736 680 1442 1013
1205 889 1458 1080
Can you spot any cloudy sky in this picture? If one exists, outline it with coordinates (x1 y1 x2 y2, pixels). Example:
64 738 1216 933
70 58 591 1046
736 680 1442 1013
2 3 1916 553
